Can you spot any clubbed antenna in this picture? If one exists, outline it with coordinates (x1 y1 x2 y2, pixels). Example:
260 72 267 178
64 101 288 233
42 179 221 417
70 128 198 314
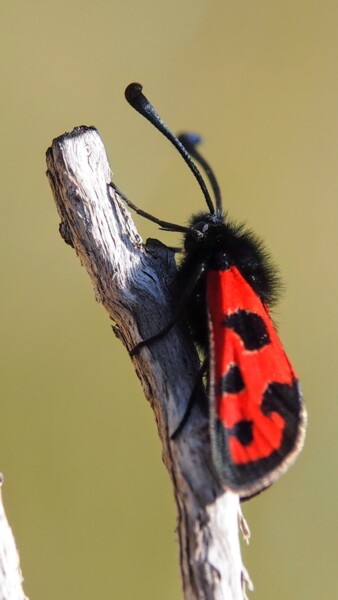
178 133 223 214
125 83 215 214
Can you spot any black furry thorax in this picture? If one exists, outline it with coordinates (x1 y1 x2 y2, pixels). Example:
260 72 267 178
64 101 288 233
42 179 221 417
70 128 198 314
180 210 281 309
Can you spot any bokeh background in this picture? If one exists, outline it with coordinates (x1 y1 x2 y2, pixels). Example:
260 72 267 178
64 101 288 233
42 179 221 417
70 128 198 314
1 1 337 599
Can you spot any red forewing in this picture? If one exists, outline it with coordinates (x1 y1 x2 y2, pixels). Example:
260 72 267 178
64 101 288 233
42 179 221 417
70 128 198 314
207 266 306 497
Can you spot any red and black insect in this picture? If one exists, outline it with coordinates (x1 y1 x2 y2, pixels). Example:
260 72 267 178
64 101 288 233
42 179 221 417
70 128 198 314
115 83 306 498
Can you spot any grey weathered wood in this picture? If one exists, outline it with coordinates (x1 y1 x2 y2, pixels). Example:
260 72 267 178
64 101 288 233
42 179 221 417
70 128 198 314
46 126 249 600
0 477 27 600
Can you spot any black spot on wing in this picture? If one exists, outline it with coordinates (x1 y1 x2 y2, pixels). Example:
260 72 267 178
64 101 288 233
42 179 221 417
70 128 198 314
220 364 245 394
261 381 301 421
212 379 303 495
231 420 253 446
224 309 270 350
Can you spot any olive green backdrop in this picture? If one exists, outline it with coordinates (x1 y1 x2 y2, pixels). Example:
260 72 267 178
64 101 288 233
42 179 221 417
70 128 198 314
1 1 337 599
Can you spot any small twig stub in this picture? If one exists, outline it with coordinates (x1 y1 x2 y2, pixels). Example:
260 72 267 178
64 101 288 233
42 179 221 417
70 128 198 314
0 477 27 600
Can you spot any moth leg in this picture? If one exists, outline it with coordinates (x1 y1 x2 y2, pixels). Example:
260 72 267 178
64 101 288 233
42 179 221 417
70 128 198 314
109 182 190 233
171 357 208 439
165 246 182 254
129 261 206 356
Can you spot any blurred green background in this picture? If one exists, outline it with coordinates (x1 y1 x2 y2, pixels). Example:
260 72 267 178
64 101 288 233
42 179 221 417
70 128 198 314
1 1 337 599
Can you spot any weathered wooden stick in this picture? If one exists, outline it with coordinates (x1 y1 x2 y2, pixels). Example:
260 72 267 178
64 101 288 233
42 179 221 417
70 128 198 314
0 477 27 600
46 126 249 600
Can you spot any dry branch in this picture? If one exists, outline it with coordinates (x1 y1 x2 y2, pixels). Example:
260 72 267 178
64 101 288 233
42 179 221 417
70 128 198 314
46 126 249 600
0 477 27 600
